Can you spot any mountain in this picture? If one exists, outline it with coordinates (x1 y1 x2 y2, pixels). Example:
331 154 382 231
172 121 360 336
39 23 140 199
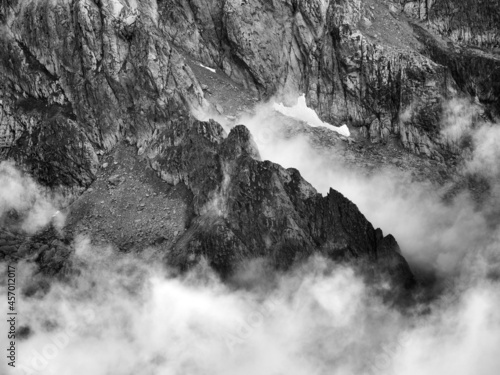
1 0 499 296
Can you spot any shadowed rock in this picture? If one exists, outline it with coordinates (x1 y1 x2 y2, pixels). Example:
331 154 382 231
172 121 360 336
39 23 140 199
149 119 414 290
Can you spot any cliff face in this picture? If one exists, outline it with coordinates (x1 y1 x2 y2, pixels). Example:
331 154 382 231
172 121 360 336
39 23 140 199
165 0 500 157
0 0 210 191
397 0 500 117
2 0 499 291
398 0 500 50
165 0 446 158
2 0 499 187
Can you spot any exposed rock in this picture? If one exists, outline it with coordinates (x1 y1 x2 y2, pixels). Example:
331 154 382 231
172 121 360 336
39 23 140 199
108 174 123 186
398 0 500 50
164 0 499 159
146 118 414 289
0 0 208 192
2 0 498 189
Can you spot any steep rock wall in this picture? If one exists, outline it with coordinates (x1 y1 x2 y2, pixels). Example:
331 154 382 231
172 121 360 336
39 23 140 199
396 0 500 115
3 0 500 187
1 0 207 190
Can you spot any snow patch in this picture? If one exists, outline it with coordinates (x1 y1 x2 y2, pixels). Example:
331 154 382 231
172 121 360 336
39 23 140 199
198 63 216 73
273 95 350 137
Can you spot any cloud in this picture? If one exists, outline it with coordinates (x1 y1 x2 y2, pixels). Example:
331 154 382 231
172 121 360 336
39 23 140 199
466 123 500 177
440 98 481 144
2 244 500 375
0 161 65 234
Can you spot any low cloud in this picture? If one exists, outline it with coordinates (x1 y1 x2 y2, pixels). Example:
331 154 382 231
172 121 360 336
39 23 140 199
0 162 65 233
2 243 500 375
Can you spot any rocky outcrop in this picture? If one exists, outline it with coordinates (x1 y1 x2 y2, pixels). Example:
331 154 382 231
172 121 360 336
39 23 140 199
142 117 414 289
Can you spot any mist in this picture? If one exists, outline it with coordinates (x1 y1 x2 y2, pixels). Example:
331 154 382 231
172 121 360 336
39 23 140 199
1 96 500 374
2 239 500 375
0 162 65 234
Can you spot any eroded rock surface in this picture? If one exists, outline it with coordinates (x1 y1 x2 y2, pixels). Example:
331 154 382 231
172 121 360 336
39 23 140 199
2 0 499 187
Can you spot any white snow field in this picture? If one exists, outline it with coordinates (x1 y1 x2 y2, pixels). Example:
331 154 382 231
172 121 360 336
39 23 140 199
273 95 350 137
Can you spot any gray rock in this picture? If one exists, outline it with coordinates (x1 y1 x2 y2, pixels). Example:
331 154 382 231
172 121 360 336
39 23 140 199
108 175 122 186
215 104 224 114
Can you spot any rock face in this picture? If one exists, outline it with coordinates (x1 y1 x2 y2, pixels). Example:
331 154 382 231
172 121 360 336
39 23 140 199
164 0 500 159
1 0 207 191
4 0 498 291
1 0 499 186
144 118 413 288
399 0 500 121
398 0 500 50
